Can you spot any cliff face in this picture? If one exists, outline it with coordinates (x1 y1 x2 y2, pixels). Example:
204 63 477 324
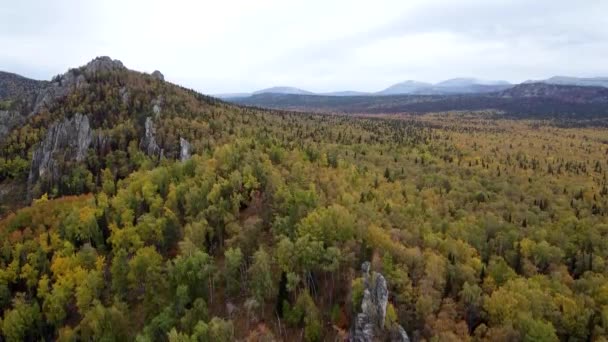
28 113 93 189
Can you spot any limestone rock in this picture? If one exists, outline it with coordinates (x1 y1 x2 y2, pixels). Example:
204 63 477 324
351 261 410 342
391 325 410 342
82 56 125 75
28 113 92 187
141 117 161 157
151 96 163 117
151 70 164 81
180 137 191 161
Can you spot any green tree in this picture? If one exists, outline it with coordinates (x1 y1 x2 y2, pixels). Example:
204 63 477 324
1 295 42 342
224 247 243 297
249 247 274 303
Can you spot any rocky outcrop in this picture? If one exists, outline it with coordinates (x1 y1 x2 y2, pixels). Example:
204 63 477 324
32 56 125 114
351 262 410 342
151 96 163 117
28 113 92 187
180 138 191 161
141 117 161 157
151 70 164 81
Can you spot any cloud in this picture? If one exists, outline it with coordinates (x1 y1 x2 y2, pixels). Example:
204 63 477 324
1 0 607 93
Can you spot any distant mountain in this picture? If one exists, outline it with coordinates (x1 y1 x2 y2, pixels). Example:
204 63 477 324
232 83 608 118
436 78 510 87
215 92 251 99
215 86 314 99
526 76 608 88
377 81 432 95
421 78 512 94
217 76 608 99
0 71 48 101
376 78 511 95
253 86 314 95
320 91 370 96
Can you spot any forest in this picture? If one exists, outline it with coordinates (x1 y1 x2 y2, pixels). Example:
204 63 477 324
1 60 608 341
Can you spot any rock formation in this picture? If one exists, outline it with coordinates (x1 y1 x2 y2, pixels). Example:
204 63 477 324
180 138 191 161
351 262 410 342
151 96 162 117
141 117 161 157
151 70 164 81
28 113 92 187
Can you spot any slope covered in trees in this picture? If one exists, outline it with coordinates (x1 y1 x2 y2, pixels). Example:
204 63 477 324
1 59 608 341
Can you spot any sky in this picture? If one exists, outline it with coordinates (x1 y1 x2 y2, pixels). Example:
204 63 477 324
1 0 607 94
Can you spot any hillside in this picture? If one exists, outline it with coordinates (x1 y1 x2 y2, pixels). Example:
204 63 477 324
0 71 47 101
1 57 608 342
232 83 608 118
528 76 608 88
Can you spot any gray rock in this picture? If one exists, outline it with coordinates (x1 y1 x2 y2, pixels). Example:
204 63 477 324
151 96 163 117
361 261 371 274
391 325 411 342
82 56 125 75
351 262 410 342
353 312 375 342
153 104 161 116
151 70 164 81
141 117 161 157
180 137 191 161
28 113 92 187
373 273 389 328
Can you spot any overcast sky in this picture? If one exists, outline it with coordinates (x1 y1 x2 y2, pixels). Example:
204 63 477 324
1 0 607 93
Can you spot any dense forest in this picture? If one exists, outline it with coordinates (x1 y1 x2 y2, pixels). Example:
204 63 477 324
1 58 608 341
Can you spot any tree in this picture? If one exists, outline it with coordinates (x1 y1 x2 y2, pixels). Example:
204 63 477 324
168 249 215 304
111 248 130 300
208 317 234 342
249 247 274 303
1 295 42 342
78 302 131 341
128 246 167 318
224 247 244 297
297 204 355 245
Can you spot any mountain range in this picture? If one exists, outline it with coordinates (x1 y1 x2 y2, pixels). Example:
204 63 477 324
217 76 608 98
231 82 608 118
